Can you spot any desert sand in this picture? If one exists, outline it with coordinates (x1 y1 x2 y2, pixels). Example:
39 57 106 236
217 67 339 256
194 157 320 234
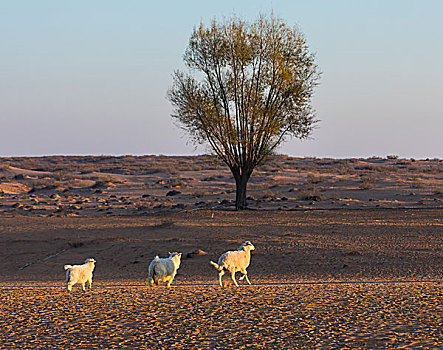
1 283 441 349
0 155 442 215
0 155 442 348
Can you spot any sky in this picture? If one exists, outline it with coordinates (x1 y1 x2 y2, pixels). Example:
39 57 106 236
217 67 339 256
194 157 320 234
1 0 442 158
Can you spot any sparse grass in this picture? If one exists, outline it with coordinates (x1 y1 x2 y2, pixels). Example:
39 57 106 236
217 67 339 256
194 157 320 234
1 155 441 178
152 220 175 229
1 155 441 214
0 155 222 174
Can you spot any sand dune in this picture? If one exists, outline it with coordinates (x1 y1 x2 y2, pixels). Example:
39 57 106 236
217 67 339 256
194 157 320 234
0 155 441 214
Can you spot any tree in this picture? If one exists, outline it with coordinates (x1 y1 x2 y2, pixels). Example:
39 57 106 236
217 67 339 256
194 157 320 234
168 14 320 209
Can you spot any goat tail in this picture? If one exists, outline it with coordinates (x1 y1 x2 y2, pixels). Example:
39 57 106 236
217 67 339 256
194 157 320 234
210 261 222 271
64 267 71 283
148 260 158 283
152 264 161 279
147 265 153 281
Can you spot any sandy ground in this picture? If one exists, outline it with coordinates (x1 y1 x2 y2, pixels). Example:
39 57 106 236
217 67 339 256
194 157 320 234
1 156 442 215
1 209 442 283
0 283 441 349
0 209 442 348
0 155 442 348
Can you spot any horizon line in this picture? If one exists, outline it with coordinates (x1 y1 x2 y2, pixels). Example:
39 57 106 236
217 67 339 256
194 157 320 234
0 153 441 161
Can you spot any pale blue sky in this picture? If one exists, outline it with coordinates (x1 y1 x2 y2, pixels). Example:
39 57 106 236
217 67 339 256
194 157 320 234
1 0 442 158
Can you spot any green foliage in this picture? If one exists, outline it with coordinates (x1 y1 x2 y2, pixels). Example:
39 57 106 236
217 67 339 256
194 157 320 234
168 14 320 208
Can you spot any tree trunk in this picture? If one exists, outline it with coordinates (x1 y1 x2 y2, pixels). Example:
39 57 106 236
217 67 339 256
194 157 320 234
233 169 251 210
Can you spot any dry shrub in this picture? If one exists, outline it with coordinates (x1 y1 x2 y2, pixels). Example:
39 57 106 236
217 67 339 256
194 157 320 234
136 203 151 210
346 250 362 256
386 155 399 160
79 166 96 174
0 175 11 182
92 179 114 188
256 157 284 172
257 189 280 200
422 165 443 174
91 176 123 188
0 162 10 170
167 179 187 188
359 176 376 190
335 164 354 175
68 242 84 248
409 181 424 189
306 173 324 184
30 179 59 191
193 190 211 198
53 170 75 181
152 220 175 229
298 183 323 201
66 179 94 189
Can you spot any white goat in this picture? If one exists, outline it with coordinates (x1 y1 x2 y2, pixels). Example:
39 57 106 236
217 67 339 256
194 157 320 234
148 252 182 287
210 241 255 287
64 258 96 291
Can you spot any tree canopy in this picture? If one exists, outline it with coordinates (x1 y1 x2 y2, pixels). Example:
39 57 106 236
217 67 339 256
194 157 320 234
168 14 320 209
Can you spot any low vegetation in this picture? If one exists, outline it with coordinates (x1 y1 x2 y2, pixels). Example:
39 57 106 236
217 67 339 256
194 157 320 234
0 155 441 213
